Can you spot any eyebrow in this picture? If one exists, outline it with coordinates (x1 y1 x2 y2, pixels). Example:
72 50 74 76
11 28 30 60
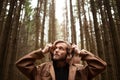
56 45 67 49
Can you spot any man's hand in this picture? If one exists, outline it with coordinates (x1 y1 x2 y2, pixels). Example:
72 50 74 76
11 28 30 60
72 44 81 55
72 44 90 57
42 43 53 54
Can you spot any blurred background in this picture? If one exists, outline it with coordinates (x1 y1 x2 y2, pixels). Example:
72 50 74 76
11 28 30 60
0 0 120 80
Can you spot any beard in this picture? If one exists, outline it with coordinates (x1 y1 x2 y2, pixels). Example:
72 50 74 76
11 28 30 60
52 54 67 61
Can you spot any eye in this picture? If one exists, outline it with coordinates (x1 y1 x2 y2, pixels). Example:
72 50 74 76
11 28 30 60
59 47 64 50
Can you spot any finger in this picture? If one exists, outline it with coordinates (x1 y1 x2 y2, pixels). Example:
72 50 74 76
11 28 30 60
72 44 76 49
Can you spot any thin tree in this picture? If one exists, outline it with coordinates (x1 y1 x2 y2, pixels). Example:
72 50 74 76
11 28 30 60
77 0 84 49
115 0 120 18
0 0 8 35
103 0 120 79
98 0 117 80
90 0 105 79
8 1 24 80
0 0 16 79
65 0 69 41
35 0 43 49
69 0 77 44
48 0 56 43
40 0 47 48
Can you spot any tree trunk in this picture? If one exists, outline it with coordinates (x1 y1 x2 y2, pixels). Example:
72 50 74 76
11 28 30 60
48 0 56 43
87 5 96 54
103 0 120 79
111 0 120 40
82 0 91 51
98 0 117 80
65 0 69 41
115 0 120 18
0 0 16 79
8 1 23 80
90 0 105 79
40 0 47 48
0 0 8 35
0 0 4 15
35 0 43 49
69 0 76 44
77 0 84 49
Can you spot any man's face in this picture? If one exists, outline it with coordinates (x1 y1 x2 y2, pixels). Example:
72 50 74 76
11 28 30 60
53 42 68 61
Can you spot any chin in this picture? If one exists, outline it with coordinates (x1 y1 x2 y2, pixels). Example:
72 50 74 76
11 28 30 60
53 57 59 60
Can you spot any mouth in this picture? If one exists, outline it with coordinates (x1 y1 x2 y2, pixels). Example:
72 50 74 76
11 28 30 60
53 54 59 57
53 54 60 59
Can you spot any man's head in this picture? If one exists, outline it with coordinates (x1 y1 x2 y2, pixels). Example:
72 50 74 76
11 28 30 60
51 40 72 62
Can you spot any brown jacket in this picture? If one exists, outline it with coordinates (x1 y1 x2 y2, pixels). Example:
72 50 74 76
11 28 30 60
16 49 107 80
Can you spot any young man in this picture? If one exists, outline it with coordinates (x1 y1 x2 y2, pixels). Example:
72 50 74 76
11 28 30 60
16 40 107 80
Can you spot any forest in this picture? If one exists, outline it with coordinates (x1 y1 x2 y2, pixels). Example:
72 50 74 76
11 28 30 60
0 0 120 80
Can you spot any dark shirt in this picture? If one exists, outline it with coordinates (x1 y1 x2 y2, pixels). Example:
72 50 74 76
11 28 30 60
53 62 69 80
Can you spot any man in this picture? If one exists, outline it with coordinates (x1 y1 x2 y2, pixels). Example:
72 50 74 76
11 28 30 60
16 40 107 80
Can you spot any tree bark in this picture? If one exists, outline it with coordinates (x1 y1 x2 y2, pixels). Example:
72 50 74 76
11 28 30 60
0 0 8 35
69 0 76 44
115 0 120 18
77 0 84 49
40 0 47 48
35 0 43 49
103 0 120 79
90 0 105 79
98 0 117 80
8 1 23 80
48 0 56 43
0 0 16 79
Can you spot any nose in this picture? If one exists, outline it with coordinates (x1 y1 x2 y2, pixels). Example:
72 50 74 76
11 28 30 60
55 48 59 51
54 48 59 53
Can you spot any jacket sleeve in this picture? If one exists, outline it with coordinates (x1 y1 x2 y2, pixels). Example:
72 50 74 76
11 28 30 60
15 49 44 79
80 49 107 79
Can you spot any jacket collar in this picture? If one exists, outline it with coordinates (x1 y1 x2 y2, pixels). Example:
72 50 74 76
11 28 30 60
49 64 56 80
68 64 77 80
49 61 77 80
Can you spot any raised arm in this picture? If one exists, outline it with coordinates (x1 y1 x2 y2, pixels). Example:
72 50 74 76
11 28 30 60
15 49 44 79
72 45 107 79
79 49 107 79
15 43 53 79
